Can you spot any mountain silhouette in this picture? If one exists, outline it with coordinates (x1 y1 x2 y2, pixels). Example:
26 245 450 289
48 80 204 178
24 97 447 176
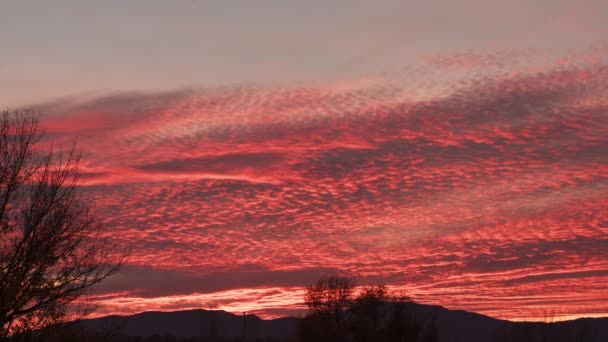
75 304 608 341
75 309 297 340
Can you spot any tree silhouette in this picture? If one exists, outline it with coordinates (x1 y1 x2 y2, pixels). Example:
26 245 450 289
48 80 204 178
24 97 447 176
301 275 355 342
304 275 354 323
299 277 437 342
349 285 392 341
0 110 124 339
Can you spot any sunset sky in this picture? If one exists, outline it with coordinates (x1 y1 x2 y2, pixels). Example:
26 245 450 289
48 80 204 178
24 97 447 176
1 0 607 321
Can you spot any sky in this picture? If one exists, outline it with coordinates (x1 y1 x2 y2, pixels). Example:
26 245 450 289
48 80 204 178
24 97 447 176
1 0 607 321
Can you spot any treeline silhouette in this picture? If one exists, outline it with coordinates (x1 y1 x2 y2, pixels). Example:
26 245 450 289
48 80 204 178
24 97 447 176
298 276 438 342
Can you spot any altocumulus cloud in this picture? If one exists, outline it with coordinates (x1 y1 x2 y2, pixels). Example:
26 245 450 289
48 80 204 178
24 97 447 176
29 52 608 320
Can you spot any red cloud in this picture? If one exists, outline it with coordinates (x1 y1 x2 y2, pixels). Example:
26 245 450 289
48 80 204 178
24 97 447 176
32 60 608 321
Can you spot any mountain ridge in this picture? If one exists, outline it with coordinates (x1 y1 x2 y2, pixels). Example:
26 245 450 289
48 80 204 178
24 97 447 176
75 304 608 341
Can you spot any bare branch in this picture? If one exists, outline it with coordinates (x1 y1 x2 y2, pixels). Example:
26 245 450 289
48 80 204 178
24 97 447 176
0 110 124 339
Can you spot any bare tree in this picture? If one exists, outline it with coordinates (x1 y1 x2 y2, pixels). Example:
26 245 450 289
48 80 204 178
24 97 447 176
304 275 355 323
301 275 355 342
301 277 435 342
0 110 124 339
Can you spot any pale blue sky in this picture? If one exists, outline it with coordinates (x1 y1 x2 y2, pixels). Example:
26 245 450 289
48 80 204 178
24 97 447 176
1 0 606 106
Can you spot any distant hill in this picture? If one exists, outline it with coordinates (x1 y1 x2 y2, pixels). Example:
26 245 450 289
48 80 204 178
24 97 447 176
404 303 608 342
74 304 608 342
75 309 297 340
